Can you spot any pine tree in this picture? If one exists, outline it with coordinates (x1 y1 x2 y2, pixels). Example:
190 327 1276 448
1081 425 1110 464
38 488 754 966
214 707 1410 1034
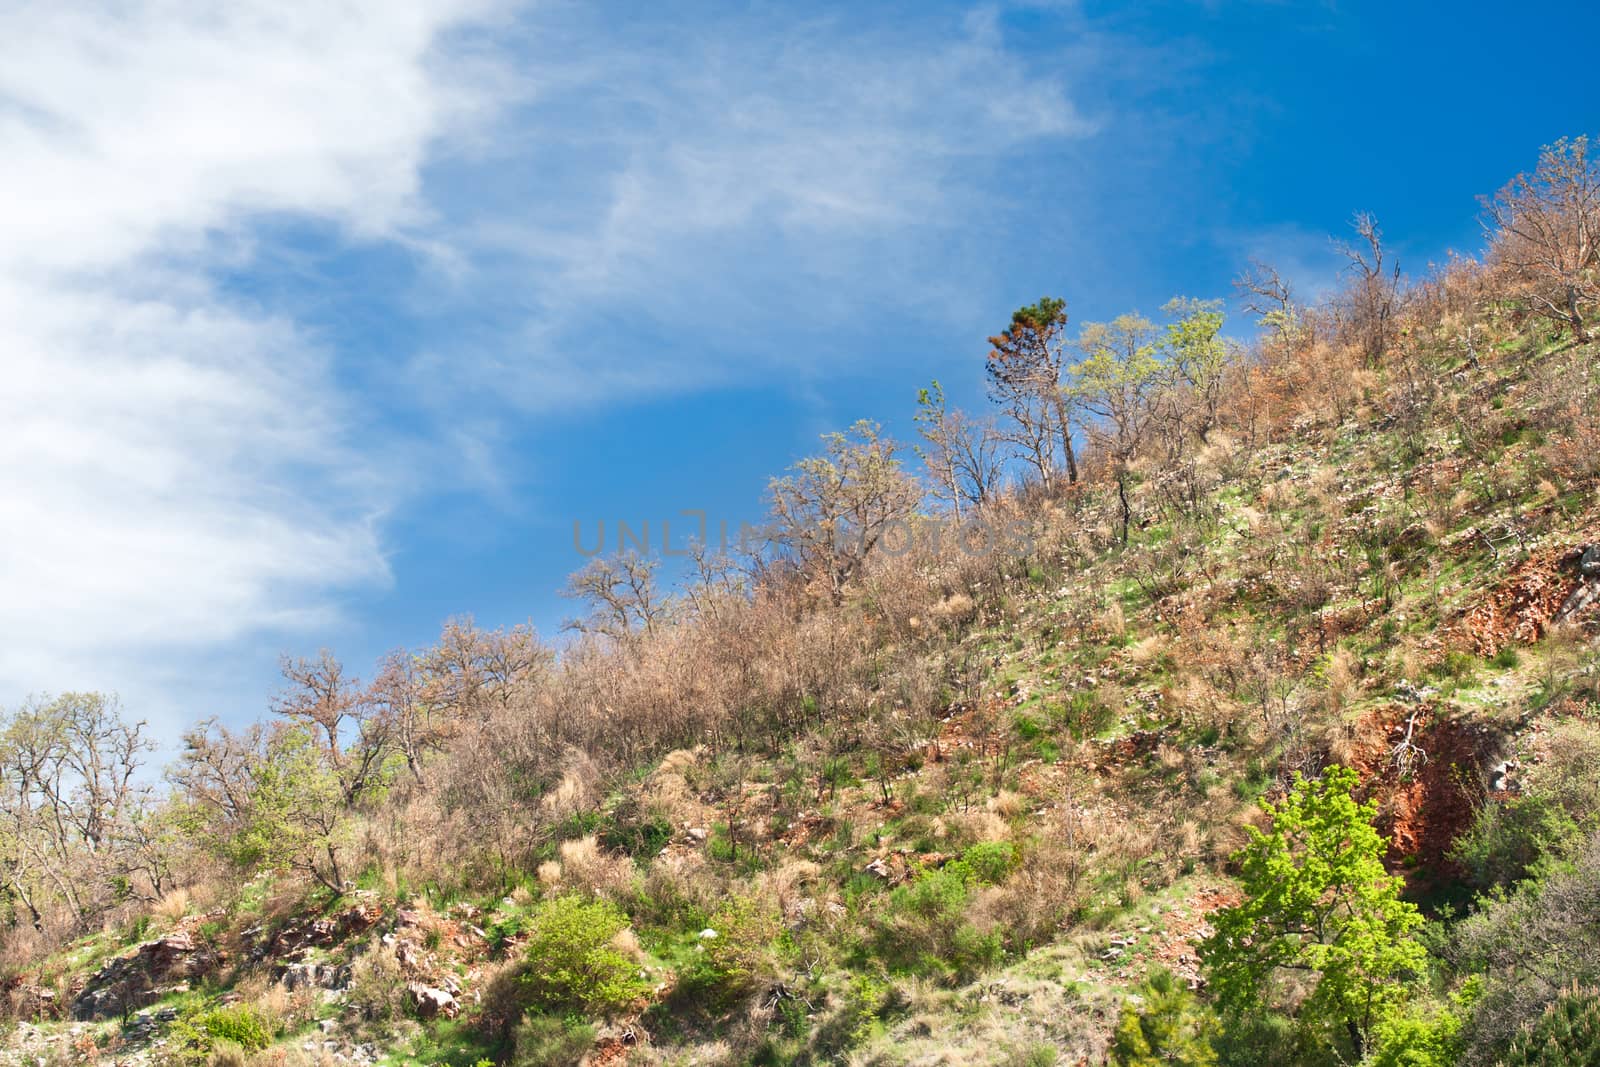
1502 987 1600 1067
1110 968 1218 1067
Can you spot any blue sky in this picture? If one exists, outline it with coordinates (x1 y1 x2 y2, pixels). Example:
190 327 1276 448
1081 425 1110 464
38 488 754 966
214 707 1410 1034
2 0 1596 749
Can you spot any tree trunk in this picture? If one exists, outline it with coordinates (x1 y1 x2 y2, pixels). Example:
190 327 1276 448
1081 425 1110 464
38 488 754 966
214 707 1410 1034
1568 285 1590 342
1053 393 1079 484
1117 471 1132 545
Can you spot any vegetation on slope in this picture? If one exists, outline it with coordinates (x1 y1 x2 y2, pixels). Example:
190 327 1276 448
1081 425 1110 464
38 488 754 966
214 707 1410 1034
3 135 1600 1066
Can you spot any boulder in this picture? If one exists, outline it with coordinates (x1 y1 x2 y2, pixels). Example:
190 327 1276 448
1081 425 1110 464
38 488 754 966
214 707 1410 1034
407 983 459 1019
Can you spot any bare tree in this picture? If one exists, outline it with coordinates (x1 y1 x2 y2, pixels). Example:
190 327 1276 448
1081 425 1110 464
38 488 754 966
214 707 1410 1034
681 538 748 625
0 694 152 929
562 553 669 640
423 617 550 715
1336 212 1403 366
367 651 438 786
1482 135 1600 342
1234 259 1300 343
914 380 1004 518
768 420 922 603
273 651 361 767
273 653 393 806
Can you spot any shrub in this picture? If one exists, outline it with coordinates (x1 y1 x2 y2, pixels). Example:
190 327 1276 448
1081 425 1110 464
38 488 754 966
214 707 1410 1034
598 796 674 859
1364 1005 1463 1067
512 1014 596 1067
873 864 1004 981
347 942 409 1021
519 896 646 1016
1452 795 1579 891
682 895 792 1005
198 1004 274 1053
955 841 1016 886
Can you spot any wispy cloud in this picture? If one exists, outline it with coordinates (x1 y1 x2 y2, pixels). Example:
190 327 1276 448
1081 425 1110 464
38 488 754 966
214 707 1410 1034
408 4 1102 411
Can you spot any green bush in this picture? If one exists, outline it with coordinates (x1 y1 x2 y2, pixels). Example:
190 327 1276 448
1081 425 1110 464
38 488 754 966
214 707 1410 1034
198 1004 274 1053
1210 1013 1304 1067
681 896 792 1004
809 973 897 1058
512 1014 595 1067
599 797 673 859
519 896 646 1016
955 841 1016 886
873 862 1004 981
1452 795 1579 891
1363 1005 1463 1067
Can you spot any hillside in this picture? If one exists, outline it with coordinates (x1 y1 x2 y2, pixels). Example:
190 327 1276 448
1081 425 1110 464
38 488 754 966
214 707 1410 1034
5 137 1600 1067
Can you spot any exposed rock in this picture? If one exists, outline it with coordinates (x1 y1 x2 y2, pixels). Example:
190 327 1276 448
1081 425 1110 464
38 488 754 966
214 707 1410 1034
123 1006 180 1043
1556 576 1600 622
408 982 459 1019
1489 759 1521 793
278 961 351 992
265 899 387 959
71 931 221 1020
395 939 422 969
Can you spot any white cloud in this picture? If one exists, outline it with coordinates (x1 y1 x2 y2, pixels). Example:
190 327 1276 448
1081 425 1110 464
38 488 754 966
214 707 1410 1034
0 0 504 738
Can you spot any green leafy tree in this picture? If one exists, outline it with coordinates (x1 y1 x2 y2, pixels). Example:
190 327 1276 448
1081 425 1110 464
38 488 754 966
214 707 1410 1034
238 726 353 894
1161 297 1230 440
172 721 356 894
1069 312 1165 541
1200 765 1425 1060
1111 968 1219 1067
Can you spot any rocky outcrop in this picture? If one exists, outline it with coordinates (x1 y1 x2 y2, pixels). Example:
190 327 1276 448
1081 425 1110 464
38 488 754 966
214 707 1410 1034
247 898 386 963
70 930 221 1020
278 960 352 992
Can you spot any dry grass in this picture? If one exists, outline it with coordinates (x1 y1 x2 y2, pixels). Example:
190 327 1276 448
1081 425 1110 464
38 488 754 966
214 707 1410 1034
553 836 636 899
152 887 191 923
987 790 1026 819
